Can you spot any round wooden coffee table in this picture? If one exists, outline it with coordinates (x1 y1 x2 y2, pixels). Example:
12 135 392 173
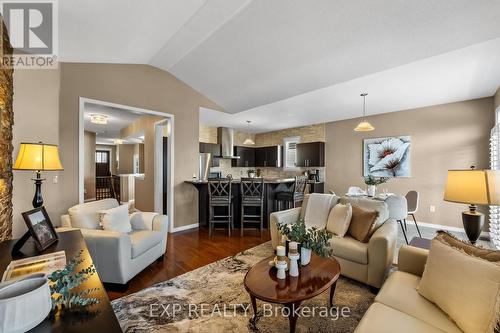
244 254 341 333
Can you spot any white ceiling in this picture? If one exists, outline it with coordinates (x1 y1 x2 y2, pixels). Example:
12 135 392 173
83 102 144 145
60 1 500 132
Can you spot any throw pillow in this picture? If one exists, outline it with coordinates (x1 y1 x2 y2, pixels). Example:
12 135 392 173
326 203 352 237
347 205 379 243
436 230 500 262
100 204 132 233
417 238 500 333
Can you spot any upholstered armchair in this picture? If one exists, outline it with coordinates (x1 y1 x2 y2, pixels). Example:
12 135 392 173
270 194 398 289
60 198 168 285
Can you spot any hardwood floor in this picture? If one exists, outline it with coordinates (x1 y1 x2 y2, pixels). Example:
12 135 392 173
106 227 271 301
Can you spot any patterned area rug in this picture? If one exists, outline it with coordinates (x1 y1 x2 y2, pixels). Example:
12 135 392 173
112 242 375 332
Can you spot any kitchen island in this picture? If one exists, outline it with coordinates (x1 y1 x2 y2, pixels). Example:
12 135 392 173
187 178 324 230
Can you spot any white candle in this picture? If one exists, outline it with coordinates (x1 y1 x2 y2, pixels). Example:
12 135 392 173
289 242 298 251
276 246 286 256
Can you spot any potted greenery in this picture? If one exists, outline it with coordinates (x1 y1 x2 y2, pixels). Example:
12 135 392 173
247 169 256 178
364 175 389 197
278 219 333 265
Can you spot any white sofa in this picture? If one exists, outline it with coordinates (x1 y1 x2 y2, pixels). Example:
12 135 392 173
355 245 462 333
60 199 168 285
270 194 398 288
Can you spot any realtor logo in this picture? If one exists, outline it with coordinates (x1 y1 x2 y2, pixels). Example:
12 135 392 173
1 0 58 68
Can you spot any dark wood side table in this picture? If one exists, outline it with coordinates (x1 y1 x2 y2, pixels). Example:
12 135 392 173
244 254 341 333
0 229 122 333
409 237 432 250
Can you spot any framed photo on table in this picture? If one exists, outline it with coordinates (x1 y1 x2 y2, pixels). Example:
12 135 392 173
21 206 58 251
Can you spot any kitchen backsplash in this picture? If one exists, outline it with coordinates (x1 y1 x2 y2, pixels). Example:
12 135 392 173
211 158 325 181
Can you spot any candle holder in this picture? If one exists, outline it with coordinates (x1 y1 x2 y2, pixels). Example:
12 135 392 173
288 242 300 277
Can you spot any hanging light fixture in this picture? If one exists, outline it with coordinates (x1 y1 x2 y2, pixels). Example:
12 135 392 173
243 121 255 145
354 93 375 132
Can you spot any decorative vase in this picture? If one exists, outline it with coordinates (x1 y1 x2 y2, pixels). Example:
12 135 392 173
0 274 51 332
367 185 376 197
248 171 255 178
300 247 312 266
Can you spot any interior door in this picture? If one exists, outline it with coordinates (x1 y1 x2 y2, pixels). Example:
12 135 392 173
163 137 168 215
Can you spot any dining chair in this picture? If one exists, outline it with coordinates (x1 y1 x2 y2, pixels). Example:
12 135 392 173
386 195 409 244
405 190 422 238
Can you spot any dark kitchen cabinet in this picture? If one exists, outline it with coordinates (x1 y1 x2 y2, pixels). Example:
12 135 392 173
199 142 221 167
296 142 325 167
232 146 255 167
255 146 282 167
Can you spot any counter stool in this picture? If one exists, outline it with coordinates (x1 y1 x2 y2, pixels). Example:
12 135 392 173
240 178 265 236
275 176 307 211
208 177 233 236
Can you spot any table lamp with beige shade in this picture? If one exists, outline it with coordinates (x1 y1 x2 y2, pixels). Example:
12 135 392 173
444 167 500 244
13 142 63 208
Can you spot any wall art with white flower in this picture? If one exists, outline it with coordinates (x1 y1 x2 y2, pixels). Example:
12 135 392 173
363 136 411 177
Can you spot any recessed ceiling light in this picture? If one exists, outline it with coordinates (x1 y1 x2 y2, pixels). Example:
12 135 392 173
90 114 108 125
113 139 124 144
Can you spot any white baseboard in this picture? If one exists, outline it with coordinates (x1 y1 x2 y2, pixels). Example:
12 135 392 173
171 223 199 233
404 220 490 239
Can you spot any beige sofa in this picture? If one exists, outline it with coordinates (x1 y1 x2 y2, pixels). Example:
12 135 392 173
60 199 168 285
270 194 398 289
355 245 462 333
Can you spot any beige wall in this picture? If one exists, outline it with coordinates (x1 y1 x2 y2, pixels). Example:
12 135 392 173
495 86 500 110
95 144 117 175
58 63 223 229
121 115 164 211
117 144 135 174
325 97 494 229
12 69 62 238
83 131 96 200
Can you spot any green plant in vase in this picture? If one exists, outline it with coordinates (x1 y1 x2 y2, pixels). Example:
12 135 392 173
48 250 100 312
364 175 389 197
278 219 333 265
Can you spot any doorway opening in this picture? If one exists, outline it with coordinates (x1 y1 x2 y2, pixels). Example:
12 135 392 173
78 97 175 233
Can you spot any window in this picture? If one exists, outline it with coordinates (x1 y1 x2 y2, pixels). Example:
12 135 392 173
96 151 108 163
283 136 300 170
491 107 500 249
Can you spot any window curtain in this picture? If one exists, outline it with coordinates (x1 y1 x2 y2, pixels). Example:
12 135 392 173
490 109 500 249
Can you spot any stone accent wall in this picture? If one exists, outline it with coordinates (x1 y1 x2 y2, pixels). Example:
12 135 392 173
254 123 325 146
0 22 14 241
199 125 217 144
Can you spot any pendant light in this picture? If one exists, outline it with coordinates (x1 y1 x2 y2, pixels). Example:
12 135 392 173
354 93 375 132
243 120 255 145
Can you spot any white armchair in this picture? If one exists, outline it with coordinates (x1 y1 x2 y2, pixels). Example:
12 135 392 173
60 199 168 285
270 194 398 289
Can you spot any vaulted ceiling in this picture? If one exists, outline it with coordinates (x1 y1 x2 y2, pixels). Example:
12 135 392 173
60 0 500 132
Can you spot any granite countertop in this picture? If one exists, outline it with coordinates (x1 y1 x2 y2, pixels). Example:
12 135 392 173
186 178 324 184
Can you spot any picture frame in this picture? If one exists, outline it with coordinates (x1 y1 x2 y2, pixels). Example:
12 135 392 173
21 206 58 251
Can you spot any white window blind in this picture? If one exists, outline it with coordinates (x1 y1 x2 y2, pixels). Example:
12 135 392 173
283 136 300 170
490 109 500 249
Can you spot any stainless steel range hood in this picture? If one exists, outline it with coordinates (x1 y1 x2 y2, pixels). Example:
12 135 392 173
217 127 240 159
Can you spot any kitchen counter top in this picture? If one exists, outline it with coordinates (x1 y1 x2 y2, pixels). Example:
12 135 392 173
186 178 324 184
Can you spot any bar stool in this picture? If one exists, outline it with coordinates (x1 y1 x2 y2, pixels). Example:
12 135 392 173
275 176 308 211
240 177 264 236
208 177 233 236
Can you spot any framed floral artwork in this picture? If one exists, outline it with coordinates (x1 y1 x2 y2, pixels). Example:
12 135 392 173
363 136 411 177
